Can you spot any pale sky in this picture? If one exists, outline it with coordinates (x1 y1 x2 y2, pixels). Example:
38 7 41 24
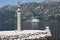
0 0 45 8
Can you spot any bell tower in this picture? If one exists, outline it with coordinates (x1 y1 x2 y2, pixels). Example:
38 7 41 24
17 0 21 31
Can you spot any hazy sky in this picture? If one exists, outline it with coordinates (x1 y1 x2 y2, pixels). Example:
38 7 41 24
0 0 45 8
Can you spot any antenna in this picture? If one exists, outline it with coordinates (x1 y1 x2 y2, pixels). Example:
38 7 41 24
18 0 20 5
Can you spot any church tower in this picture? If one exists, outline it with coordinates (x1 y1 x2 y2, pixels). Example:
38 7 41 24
17 1 21 31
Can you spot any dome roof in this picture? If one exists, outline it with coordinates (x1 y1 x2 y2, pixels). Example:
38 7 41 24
31 18 39 22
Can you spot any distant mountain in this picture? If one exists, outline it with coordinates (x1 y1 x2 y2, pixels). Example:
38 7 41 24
0 1 60 22
0 1 60 30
